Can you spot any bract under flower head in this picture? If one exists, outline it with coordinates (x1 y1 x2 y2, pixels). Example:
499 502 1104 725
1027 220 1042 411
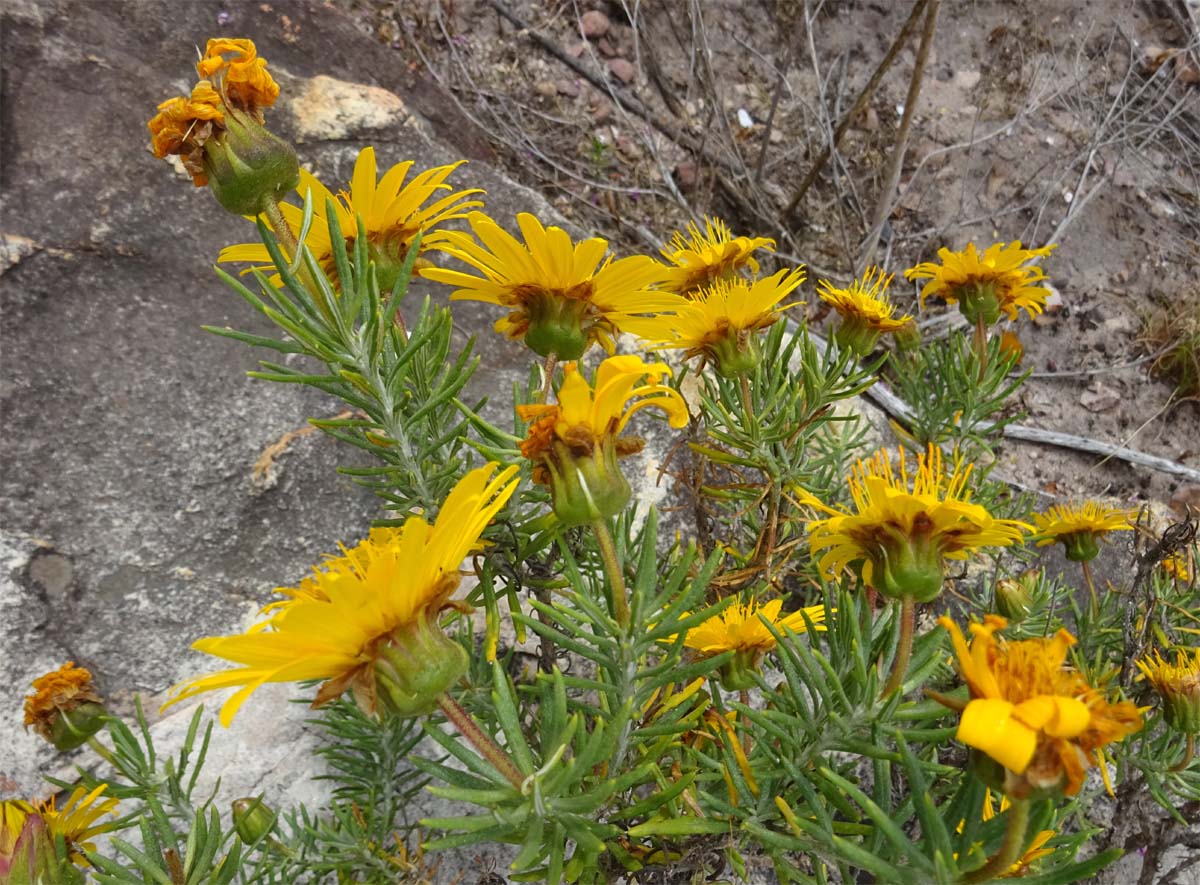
1031 501 1136 562
1136 648 1200 733
903 241 1056 323
938 615 1143 797
518 355 688 526
23 662 106 751
220 147 483 291
164 464 519 725
425 212 677 360
627 267 805 376
659 216 775 296
799 445 1029 601
817 267 913 355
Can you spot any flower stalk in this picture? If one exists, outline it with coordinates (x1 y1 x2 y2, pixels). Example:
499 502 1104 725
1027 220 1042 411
962 797 1030 883
593 518 630 630
1171 733 1195 773
883 595 916 697
437 693 525 791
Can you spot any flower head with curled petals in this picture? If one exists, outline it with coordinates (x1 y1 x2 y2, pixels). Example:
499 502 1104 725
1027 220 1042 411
818 267 913 354
673 598 827 690
220 147 483 291
1031 501 1136 563
36 786 119 868
23 662 107 751
626 267 805 376
518 355 688 525
938 615 1143 797
797 445 1029 601
659 216 775 296
1136 647 1200 733
164 464 519 724
425 212 677 360
904 241 1056 323
195 38 280 110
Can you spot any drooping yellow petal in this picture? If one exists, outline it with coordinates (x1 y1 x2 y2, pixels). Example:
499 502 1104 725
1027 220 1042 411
958 698 1038 774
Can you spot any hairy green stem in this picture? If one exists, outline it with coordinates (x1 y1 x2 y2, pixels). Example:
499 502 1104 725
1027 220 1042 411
1171 733 1195 773
973 315 989 383
437 692 525 790
882 595 916 697
87 734 117 767
1081 559 1099 619
592 518 630 630
261 199 299 257
538 351 558 404
962 797 1030 883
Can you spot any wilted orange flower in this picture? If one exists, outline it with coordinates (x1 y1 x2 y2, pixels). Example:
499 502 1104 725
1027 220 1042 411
148 37 283 187
23 663 105 749
939 615 1143 797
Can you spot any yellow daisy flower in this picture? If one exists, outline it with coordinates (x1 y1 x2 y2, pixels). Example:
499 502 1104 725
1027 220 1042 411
1136 648 1200 734
424 212 677 360
23 662 107 751
1161 552 1192 583
36 785 120 867
518 355 688 526
938 615 1143 797
219 146 484 291
659 216 775 296
799 445 1029 601
1031 501 1136 563
682 598 827 655
903 241 1056 324
817 267 913 354
148 38 295 213
1003 829 1056 877
0 785 119 874
677 598 826 690
164 463 519 725
626 267 805 376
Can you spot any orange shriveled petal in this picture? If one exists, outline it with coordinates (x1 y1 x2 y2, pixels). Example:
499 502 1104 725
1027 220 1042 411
197 37 280 109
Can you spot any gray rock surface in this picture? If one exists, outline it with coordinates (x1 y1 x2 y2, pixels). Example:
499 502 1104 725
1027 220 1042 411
0 0 558 876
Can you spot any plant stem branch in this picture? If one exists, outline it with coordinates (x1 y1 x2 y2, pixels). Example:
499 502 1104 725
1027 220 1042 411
860 0 939 269
963 798 1030 883
883 595 916 696
592 519 630 630
437 692 525 790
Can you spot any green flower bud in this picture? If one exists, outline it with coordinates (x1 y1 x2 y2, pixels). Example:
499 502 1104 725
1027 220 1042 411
372 613 469 718
45 702 108 752
203 108 300 217
995 577 1033 623
543 437 633 528
231 797 277 845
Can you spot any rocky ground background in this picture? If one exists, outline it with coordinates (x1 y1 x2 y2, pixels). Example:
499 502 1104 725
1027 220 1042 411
2 0 1199 882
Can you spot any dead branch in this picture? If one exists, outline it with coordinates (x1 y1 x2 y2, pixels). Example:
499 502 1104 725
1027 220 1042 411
859 0 940 270
783 0 929 224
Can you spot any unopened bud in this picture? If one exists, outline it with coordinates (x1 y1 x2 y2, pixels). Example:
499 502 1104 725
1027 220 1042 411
231 797 276 844
995 576 1033 623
